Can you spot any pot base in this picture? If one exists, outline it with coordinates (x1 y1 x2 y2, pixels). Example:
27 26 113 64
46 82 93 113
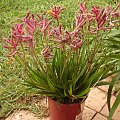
48 98 85 120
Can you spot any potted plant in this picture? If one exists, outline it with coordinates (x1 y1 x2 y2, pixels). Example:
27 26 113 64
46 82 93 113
3 3 120 120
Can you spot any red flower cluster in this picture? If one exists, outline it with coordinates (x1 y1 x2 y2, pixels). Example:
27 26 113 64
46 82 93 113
4 13 37 56
41 45 53 59
49 25 83 50
64 30 83 50
49 6 64 21
22 12 37 35
3 37 18 57
77 3 120 32
38 17 51 37
3 3 120 58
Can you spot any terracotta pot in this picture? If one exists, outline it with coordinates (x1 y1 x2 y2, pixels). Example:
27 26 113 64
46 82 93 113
48 98 85 120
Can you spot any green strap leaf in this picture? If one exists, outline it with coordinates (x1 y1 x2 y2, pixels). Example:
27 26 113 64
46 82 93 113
76 87 90 98
95 81 112 87
107 71 120 112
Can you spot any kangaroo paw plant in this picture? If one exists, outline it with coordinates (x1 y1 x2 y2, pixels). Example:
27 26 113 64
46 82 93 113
3 2 120 105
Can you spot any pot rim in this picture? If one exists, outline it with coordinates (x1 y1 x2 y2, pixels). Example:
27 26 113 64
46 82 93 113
48 95 88 105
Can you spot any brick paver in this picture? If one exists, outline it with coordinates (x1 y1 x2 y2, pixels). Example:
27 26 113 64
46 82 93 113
85 88 107 112
100 96 116 117
82 106 96 120
101 96 120 120
92 113 108 120
97 78 110 92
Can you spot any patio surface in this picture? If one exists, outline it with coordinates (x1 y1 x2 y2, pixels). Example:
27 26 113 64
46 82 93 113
5 77 120 120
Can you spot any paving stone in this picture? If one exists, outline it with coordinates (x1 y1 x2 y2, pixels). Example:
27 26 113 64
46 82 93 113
85 88 107 112
5 110 41 120
97 78 111 92
101 96 120 120
82 106 96 120
97 86 108 93
92 113 108 120
100 96 116 117
41 118 49 120
112 106 120 120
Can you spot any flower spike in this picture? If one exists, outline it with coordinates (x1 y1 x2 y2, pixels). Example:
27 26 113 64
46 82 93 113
41 45 53 59
49 6 64 21
38 17 51 37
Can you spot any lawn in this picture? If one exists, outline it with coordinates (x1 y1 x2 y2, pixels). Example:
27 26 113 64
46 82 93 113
0 0 119 119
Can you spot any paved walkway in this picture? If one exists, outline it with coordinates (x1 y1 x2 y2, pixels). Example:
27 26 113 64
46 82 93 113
81 87 119 120
5 77 120 120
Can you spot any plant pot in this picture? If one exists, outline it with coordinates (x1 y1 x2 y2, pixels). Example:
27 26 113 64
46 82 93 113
48 98 86 120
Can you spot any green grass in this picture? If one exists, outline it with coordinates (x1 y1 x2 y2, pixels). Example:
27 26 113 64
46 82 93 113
0 0 119 118
0 0 119 36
